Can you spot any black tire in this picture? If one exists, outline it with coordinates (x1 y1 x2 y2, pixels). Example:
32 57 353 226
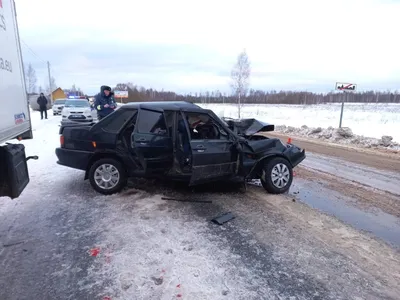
88 158 127 195
260 157 293 194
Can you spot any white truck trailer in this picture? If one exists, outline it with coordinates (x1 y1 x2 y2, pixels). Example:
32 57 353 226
0 0 37 199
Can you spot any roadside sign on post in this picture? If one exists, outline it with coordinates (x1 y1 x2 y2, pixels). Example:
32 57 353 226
335 82 357 92
335 82 357 128
114 90 129 103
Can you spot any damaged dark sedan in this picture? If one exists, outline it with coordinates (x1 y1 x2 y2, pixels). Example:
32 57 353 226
55 101 306 195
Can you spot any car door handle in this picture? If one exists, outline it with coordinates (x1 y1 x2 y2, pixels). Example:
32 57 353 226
136 137 148 145
194 145 206 152
138 138 148 144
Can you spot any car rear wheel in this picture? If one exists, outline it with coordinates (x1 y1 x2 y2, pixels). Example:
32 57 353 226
88 158 127 195
260 157 293 194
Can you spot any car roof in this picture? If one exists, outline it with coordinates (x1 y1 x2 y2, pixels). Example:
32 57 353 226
121 101 203 111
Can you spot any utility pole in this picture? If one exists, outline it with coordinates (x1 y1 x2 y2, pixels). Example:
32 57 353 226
47 61 53 103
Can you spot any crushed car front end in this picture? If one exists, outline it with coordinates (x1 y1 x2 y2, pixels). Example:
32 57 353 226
241 137 305 177
222 117 306 194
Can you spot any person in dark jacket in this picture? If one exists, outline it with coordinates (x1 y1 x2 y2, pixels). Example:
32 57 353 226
37 93 48 119
94 85 116 120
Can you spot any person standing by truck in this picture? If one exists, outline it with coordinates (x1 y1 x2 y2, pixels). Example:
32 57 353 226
94 85 116 121
37 93 48 119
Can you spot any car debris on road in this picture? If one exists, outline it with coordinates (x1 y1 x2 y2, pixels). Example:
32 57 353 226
212 212 235 225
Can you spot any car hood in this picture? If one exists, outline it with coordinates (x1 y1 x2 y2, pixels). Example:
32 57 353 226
63 107 90 112
222 117 274 136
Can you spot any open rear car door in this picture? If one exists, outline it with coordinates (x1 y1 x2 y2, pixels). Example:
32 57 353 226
132 108 173 173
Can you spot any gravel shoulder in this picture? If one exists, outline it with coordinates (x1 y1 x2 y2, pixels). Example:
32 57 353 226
265 132 400 172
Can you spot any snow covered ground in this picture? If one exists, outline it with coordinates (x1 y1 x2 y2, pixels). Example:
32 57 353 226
199 103 400 143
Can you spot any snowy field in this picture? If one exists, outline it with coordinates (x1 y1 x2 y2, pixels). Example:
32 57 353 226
198 103 400 143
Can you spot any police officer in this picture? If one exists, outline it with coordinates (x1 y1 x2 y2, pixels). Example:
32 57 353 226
94 85 116 120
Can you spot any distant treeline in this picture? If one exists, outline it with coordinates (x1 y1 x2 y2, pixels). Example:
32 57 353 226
111 83 400 105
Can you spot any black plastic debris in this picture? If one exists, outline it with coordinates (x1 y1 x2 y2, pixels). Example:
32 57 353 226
161 197 212 204
3 241 25 248
211 212 235 225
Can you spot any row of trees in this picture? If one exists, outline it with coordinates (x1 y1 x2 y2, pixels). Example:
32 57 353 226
24 63 56 95
111 84 400 105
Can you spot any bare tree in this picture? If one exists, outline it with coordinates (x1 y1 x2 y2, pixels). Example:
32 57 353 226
230 49 251 118
25 63 37 94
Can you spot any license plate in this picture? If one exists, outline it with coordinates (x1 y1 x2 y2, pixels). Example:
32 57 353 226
70 115 84 119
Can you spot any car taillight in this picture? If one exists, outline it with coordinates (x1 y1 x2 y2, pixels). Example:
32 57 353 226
60 135 65 147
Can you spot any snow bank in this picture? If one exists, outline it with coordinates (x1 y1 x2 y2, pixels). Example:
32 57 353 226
199 103 400 143
276 125 400 150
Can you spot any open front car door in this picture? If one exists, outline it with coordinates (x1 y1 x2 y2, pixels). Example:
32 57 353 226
183 111 239 186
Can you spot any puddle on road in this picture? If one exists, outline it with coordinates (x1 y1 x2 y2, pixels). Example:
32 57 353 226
289 178 400 248
248 179 400 247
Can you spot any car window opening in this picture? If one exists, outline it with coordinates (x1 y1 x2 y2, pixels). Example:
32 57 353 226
184 112 228 140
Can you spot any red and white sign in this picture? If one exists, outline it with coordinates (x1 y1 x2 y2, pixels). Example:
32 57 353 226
335 82 357 92
114 90 128 98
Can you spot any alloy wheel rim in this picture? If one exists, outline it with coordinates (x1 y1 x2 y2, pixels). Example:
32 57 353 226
94 164 120 190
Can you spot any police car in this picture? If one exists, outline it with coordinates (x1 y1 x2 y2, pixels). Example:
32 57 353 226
52 99 67 115
61 98 94 125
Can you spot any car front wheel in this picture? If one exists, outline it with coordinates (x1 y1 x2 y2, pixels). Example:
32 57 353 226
260 157 293 194
88 158 127 195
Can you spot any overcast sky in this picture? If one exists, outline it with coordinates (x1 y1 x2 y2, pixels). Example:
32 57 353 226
15 0 400 95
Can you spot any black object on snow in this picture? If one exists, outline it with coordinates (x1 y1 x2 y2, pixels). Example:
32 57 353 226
211 212 235 225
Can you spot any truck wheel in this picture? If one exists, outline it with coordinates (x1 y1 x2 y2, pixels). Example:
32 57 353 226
260 157 293 194
88 158 127 195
